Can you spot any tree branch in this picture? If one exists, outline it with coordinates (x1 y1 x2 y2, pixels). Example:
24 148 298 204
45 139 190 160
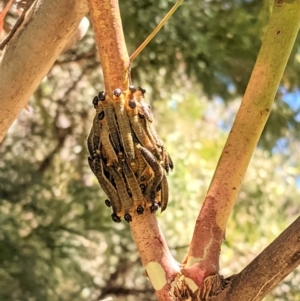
87 1 180 300
0 0 89 143
182 0 300 289
213 216 300 301
130 212 180 300
87 0 130 94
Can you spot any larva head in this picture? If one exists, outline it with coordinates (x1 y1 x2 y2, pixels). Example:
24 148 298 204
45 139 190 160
137 205 144 215
129 99 136 109
124 213 132 223
138 87 146 94
129 85 136 93
98 91 106 101
150 203 159 213
98 111 105 120
113 88 122 97
111 213 121 223
92 96 99 108
105 199 111 207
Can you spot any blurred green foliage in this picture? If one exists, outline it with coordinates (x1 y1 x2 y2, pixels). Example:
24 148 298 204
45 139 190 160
1 0 300 300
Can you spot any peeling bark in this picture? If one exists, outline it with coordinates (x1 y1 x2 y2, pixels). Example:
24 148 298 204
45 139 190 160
0 0 89 142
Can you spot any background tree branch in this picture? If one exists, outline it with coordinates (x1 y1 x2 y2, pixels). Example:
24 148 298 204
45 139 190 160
0 0 88 142
182 0 300 290
213 216 300 301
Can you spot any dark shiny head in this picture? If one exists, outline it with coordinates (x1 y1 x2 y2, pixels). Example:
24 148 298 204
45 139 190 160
92 96 99 107
129 99 136 109
111 213 121 223
139 183 146 193
104 199 111 207
150 203 159 213
98 111 105 120
137 205 144 215
129 85 136 93
138 87 146 94
114 88 122 97
124 213 132 223
98 91 106 101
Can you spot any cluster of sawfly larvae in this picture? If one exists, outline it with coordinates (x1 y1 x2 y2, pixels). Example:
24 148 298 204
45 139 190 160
87 86 173 223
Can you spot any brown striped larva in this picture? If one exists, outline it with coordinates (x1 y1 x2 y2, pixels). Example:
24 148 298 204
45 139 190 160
97 103 119 167
112 89 135 160
88 156 122 219
160 173 169 212
99 92 122 154
122 161 145 214
136 144 163 203
108 166 133 219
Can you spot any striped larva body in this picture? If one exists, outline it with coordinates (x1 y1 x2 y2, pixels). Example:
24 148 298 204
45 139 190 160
144 118 163 149
91 113 101 156
134 144 148 180
87 125 95 158
125 89 155 152
87 96 101 158
99 93 122 154
88 157 122 217
136 145 164 203
122 161 145 213
129 114 155 151
113 89 135 160
100 122 119 166
97 103 119 166
159 173 169 212
109 166 133 216
161 146 173 174
135 88 154 123
135 88 163 148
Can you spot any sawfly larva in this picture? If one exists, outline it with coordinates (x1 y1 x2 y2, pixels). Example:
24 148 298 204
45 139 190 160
136 145 163 202
113 89 135 160
97 103 119 166
161 146 173 174
100 93 122 154
135 88 154 123
88 157 122 217
109 166 133 214
160 173 169 212
122 161 145 214
87 125 95 158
